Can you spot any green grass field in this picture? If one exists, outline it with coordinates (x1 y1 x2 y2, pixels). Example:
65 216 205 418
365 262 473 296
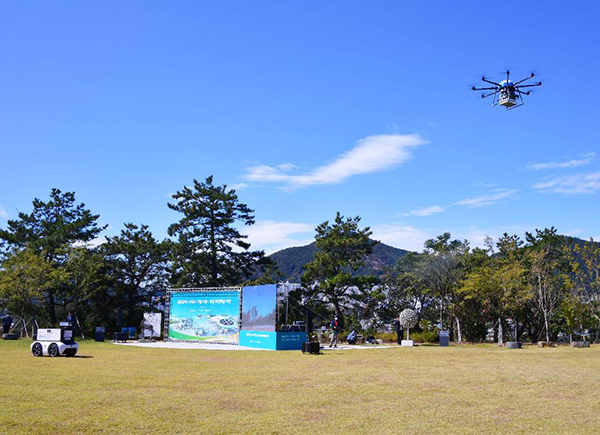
1 340 599 434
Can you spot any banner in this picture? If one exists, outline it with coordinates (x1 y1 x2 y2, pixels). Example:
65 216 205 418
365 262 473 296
168 291 240 343
239 330 307 350
241 284 277 332
143 312 162 338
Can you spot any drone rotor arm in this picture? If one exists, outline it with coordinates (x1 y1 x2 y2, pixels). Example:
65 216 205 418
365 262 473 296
513 73 535 86
481 90 498 99
472 86 497 91
481 77 501 86
516 82 542 89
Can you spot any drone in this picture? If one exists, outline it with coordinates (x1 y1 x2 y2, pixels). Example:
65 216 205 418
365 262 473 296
472 71 542 110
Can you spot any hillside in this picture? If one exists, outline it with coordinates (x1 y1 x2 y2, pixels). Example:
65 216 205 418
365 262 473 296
268 240 410 282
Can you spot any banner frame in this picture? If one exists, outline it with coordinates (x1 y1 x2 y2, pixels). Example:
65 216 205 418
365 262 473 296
164 287 242 344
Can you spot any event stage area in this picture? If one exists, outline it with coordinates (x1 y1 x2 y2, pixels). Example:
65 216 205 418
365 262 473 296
164 284 308 350
113 341 396 351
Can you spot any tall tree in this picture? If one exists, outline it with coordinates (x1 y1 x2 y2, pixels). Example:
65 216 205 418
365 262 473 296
63 246 114 332
526 228 569 343
0 248 59 328
460 234 531 345
102 223 171 325
168 176 268 287
302 212 377 322
569 238 600 338
421 233 469 332
0 189 105 324
379 252 432 324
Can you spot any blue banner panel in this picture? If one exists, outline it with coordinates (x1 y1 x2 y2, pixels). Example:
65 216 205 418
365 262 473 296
169 291 240 344
239 330 277 349
276 331 307 350
240 331 307 350
241 284 277 332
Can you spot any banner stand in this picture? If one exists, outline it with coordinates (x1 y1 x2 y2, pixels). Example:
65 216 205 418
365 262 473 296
165 284 305 350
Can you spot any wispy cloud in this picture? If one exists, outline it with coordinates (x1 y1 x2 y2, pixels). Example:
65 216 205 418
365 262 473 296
408 205 445 216
371 223 434 252
373 223 539 252
242 220 314 254
472 182 498 188
229 183 249 190
528 153 595 170
0 205 7 219
245 134 426 190
532 171 600 194
454 188 517 208
73 237 106 248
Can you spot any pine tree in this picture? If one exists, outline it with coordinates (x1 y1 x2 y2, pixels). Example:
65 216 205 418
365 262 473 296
167 176 268 287
0 189 105 324
302 212 377 323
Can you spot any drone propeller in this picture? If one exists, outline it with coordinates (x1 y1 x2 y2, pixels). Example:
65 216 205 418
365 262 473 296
516 82 542 88
481 90 498 99
514 72 537 86
481 76 501 87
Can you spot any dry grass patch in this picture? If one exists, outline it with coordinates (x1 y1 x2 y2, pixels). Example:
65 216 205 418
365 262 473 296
0 340 599 434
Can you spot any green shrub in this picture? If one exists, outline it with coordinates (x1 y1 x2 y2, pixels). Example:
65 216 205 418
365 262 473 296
410 330 439 343
374 332 398 343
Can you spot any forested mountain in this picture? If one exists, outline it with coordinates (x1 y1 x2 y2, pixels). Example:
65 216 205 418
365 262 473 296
268 240 410 282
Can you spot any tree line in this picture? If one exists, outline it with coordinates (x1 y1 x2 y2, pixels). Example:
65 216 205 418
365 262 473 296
295 217 599 344
0 177 272 333
1 178 599 344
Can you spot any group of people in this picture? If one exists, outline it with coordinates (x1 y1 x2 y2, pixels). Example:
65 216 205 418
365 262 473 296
327 315 406 347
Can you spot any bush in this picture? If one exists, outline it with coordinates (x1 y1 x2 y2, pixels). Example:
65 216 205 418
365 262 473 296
374 332 397 343
410 330 439 343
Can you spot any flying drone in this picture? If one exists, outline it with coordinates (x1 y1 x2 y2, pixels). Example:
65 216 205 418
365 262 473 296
472 71 542 110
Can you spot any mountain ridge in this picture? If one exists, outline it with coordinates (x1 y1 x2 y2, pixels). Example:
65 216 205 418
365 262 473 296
267 240 410 282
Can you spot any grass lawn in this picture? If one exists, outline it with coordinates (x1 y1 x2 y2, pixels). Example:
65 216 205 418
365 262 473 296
1 340 599 434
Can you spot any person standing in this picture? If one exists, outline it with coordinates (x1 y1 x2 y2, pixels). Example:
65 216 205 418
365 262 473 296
329 316 341 348
65 312 74 326
2 313 13 334
394 317 402 345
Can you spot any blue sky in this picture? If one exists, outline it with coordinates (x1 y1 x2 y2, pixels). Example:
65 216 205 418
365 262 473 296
2 2 599 253
242 285 277 318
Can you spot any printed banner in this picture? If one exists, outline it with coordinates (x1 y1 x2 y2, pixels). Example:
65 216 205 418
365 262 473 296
241 284 277 332
168 291 240 344
143 312 162 338
240 330 307 350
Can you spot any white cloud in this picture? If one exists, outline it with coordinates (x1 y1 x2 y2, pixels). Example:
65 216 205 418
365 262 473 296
372 223 542 252
532 171 600 194
528 153 595 170
472 182 498 188
0 205 8 219
229 183 249 190
72 237 106 248
454 189 517 208
371 223 434 252
409 205 445 216
245 134 426 190
242 220 314 254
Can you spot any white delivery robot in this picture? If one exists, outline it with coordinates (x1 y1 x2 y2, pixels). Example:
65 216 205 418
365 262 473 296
31 324 78 357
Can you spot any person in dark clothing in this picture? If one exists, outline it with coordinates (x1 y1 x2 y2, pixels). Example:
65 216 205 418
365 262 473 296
329 316 341 348
65 312 74 326
394 317 403 345
2 314 13 334
347 330 357 345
